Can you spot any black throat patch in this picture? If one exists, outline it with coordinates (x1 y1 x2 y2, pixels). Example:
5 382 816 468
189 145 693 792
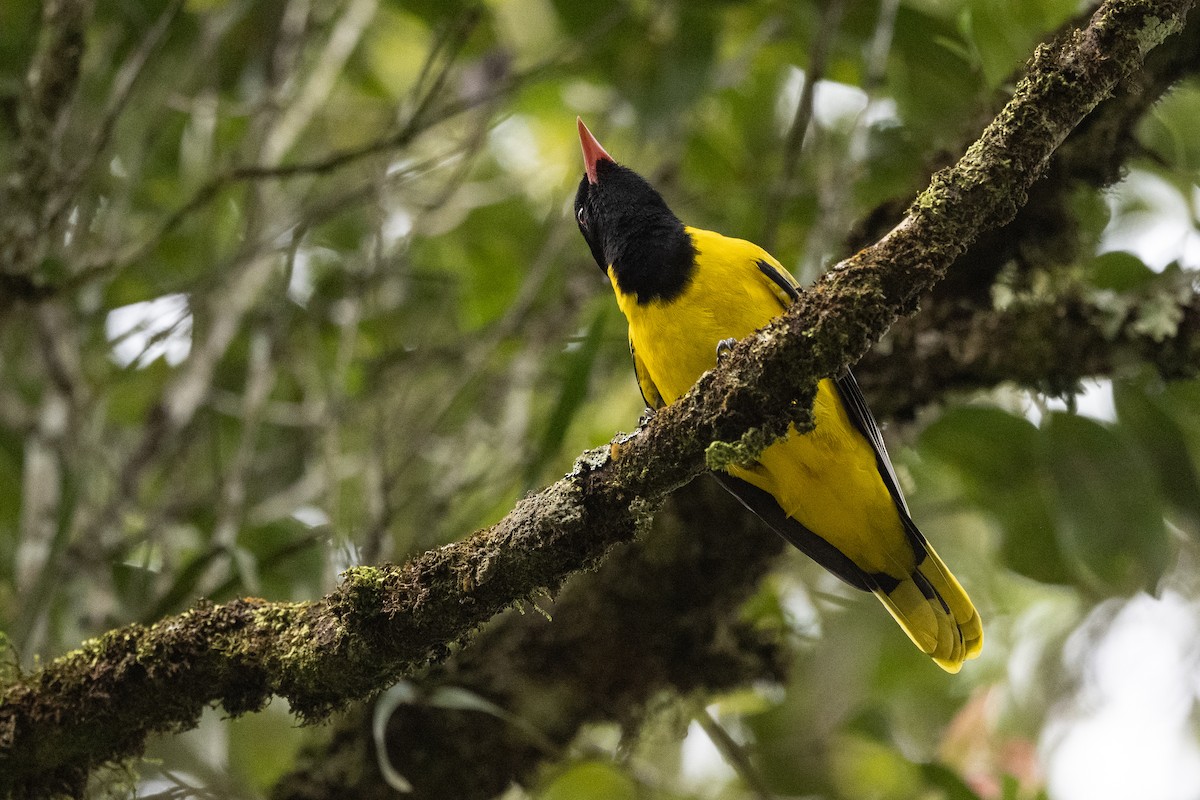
575 160 696 304
611 220 696 304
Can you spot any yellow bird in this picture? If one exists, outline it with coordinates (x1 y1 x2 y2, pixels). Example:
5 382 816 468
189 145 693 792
573 119 981 672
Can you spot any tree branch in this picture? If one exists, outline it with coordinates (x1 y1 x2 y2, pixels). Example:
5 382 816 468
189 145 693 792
267 283 1200 797
0 0 1192 795
857 276 1200 418
845 5 1200 418
0 0 93 277
271 479 787 800
847 0 1200 297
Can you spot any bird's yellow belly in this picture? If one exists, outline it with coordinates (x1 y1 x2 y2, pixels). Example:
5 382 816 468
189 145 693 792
614 266 771 403
626 307 750 402
726 396 911 577
615 277 909 576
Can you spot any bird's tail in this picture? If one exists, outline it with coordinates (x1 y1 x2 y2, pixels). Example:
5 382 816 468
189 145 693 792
870 541 983 673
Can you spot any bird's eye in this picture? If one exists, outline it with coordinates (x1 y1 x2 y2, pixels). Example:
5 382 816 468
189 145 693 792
576 207 587 229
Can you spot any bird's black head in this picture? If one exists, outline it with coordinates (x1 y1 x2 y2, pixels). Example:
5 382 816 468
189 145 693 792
574 119 695 304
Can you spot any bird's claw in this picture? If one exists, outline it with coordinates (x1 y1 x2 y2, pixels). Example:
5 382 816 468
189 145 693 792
638 407 657 427
716 337 737 362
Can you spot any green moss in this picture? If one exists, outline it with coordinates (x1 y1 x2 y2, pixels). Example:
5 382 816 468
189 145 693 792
704 426 775 471
337 566 390 613
1136 15 1184 53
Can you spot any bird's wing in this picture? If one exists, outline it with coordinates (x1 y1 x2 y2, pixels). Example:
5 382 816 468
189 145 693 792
710 471 872 590
754 257 802 306
753 256 917 525
710 254 873 589
631 337 665 410
832 370 911 516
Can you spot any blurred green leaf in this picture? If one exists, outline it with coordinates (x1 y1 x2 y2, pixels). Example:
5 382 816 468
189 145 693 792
539 761 638 800
643 6 718 125
526 306 607 485
105 358 174 425
829 733 922 800
1114 375 1200 527
229 544 261 595
1044 412 1170 592
920 406 1071 584
1139 77 1200 171
891 6 979 142
1088 251 1157 291
920 407 1036 488
0 2 37 76
549 0 616 38
228 704 307 792
410 200 537 330
1001 773 1022 800
922 763 984 800
0 427 23 537
111 559 159 611
144 546 223 622
235 521 325 601
964 0 1076 89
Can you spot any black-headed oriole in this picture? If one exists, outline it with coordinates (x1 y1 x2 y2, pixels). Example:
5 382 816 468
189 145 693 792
573 118 982 672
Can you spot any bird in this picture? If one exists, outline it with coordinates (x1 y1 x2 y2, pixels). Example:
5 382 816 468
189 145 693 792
572 118 982 672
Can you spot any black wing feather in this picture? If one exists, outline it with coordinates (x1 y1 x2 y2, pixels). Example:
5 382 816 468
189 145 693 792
710 472 873 591
832 371 907 513
757 259 801 303
832 372 931 563
630 339 665 410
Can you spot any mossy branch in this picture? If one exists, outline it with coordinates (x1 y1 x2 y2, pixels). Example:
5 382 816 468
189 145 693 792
684 0 1194 462
0 0 1192 796
271 479 787 800
858 279 1200 418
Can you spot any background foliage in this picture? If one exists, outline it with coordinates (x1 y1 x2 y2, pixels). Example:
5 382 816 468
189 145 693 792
1 0 1198 797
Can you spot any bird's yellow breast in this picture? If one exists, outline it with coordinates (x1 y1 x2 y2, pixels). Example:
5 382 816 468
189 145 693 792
610 228 778 401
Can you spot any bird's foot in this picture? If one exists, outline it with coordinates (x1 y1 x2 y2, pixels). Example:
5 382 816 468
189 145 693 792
637 407 657 427
715 337 737 362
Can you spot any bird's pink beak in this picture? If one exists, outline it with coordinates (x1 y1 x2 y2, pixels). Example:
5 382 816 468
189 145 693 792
577 117 614 185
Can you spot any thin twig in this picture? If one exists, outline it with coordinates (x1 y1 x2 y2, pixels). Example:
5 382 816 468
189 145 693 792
67 19 523 286
801 0 902 277
261 0 380 165
61 0 185 218
197 326 278 596
0 0 93 277
404 6 485 132
69 3 605 292
692 704 779 800
760 0 847 251
60 74 490 587
388 217 573 492
53 244 284 607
